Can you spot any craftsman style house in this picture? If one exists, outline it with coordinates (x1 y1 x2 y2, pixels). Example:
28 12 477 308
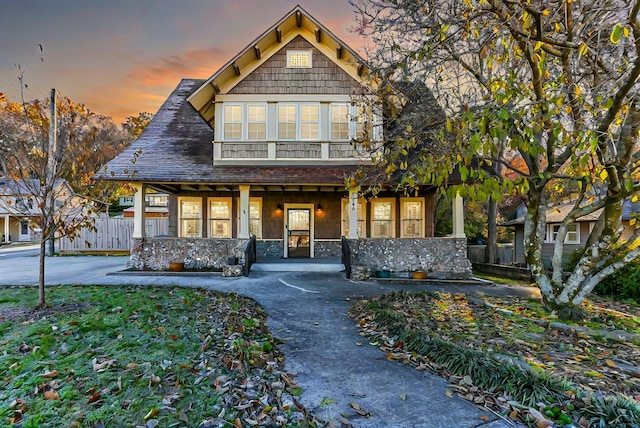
101 6 470 278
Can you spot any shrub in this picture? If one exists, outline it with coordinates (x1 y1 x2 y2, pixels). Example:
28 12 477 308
594 260 640 303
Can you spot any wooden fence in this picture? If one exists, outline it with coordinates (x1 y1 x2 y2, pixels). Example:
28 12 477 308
467 244 514 265
59 217 168 253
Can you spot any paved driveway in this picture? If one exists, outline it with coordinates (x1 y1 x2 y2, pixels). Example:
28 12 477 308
0 253 537 427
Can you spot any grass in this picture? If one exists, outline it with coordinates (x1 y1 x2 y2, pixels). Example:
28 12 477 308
350 291 640 427
0 285 312 428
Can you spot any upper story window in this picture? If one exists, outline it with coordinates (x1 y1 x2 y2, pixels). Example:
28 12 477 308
331 104 350 140
278 104 319 140
247 105 267 140
224 104 267 141
287 50 312 68
223 105 243 140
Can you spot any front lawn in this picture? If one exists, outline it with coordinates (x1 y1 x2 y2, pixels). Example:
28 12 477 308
0 285 311 427
350 291 640 427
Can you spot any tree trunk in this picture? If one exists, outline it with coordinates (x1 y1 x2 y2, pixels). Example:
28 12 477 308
485 198 498 264
38 239 46 308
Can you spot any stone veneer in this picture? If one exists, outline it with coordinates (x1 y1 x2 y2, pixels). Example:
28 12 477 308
129 238 248 271
346 237 472 279
256 239 341 258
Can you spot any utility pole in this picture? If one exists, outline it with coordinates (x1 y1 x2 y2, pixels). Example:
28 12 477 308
46 88 57 256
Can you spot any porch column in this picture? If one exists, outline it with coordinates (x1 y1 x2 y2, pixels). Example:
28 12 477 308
452 192 465 238
168 194 178 237
238 185 250 238
348 186 360 239
3 215 9 242
132 183 146 239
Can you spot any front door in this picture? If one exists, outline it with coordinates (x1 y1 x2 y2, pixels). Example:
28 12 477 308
285 205 314 258
19 220 30 242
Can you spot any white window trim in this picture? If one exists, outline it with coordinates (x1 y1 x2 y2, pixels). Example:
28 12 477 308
341 197 366 238
178 197 203 238
400 197 425 238
545 223 580 244
277 103 320 141
286 50 313 68
370 198 396 238
208 197 232 238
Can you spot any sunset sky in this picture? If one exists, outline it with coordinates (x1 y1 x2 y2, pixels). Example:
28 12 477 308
0 0 364 124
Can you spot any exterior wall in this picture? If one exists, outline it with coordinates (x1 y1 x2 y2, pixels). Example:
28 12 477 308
314 240 341 257
347 237 472 279
229 36 360 95
128 237 248 271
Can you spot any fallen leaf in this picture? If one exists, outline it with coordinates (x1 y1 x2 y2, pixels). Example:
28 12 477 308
399 394 406 400
42 370 59 378
445 390 453 398
143 408 159 420
44 390 59 400
605 359 616 368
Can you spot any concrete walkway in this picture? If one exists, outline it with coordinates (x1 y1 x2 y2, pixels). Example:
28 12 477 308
0 255 539 427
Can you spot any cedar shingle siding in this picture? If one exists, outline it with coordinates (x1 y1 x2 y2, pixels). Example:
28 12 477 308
229 36 360 95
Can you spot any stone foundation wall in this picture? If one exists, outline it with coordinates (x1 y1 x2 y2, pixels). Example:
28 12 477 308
257 240 283 258
129 238 248 271
314 240 341 257
347 237 472 279
255 239 341 258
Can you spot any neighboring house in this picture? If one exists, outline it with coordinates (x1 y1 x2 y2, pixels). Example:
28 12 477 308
503 200 639 266
122 193 169 218
99 5 470 277
0 178 76 243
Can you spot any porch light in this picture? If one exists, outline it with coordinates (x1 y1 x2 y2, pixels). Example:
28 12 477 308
316 204 323 212
276 203 283 213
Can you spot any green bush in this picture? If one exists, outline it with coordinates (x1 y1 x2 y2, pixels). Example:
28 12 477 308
594 260 640 302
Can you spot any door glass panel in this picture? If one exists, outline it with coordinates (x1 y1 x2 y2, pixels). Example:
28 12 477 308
288 209 310 258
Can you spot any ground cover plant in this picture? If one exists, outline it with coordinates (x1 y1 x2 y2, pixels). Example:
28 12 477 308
350 290 640 427
0 285 312 427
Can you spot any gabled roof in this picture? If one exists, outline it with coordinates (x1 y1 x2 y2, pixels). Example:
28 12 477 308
187 5 368 125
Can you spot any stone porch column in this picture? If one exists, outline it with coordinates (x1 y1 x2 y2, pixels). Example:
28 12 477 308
238 185 250 239
348 186 360 239
132 183 146 239
452 193 465 238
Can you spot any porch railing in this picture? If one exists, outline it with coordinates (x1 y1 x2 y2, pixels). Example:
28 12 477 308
243 235 257 276
341 236 352 279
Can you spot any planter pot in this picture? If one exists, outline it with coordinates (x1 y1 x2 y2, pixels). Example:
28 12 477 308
169 262 184 272
411 271 428 280
376 270 391 278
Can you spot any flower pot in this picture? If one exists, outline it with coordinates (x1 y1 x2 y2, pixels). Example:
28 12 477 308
169 262 184 272
411 271 428 279
376 270 391 278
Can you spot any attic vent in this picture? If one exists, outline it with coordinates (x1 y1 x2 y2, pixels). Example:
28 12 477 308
286 50 312 68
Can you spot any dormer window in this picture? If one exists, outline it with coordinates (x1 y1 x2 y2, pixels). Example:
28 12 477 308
287 50 312 68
